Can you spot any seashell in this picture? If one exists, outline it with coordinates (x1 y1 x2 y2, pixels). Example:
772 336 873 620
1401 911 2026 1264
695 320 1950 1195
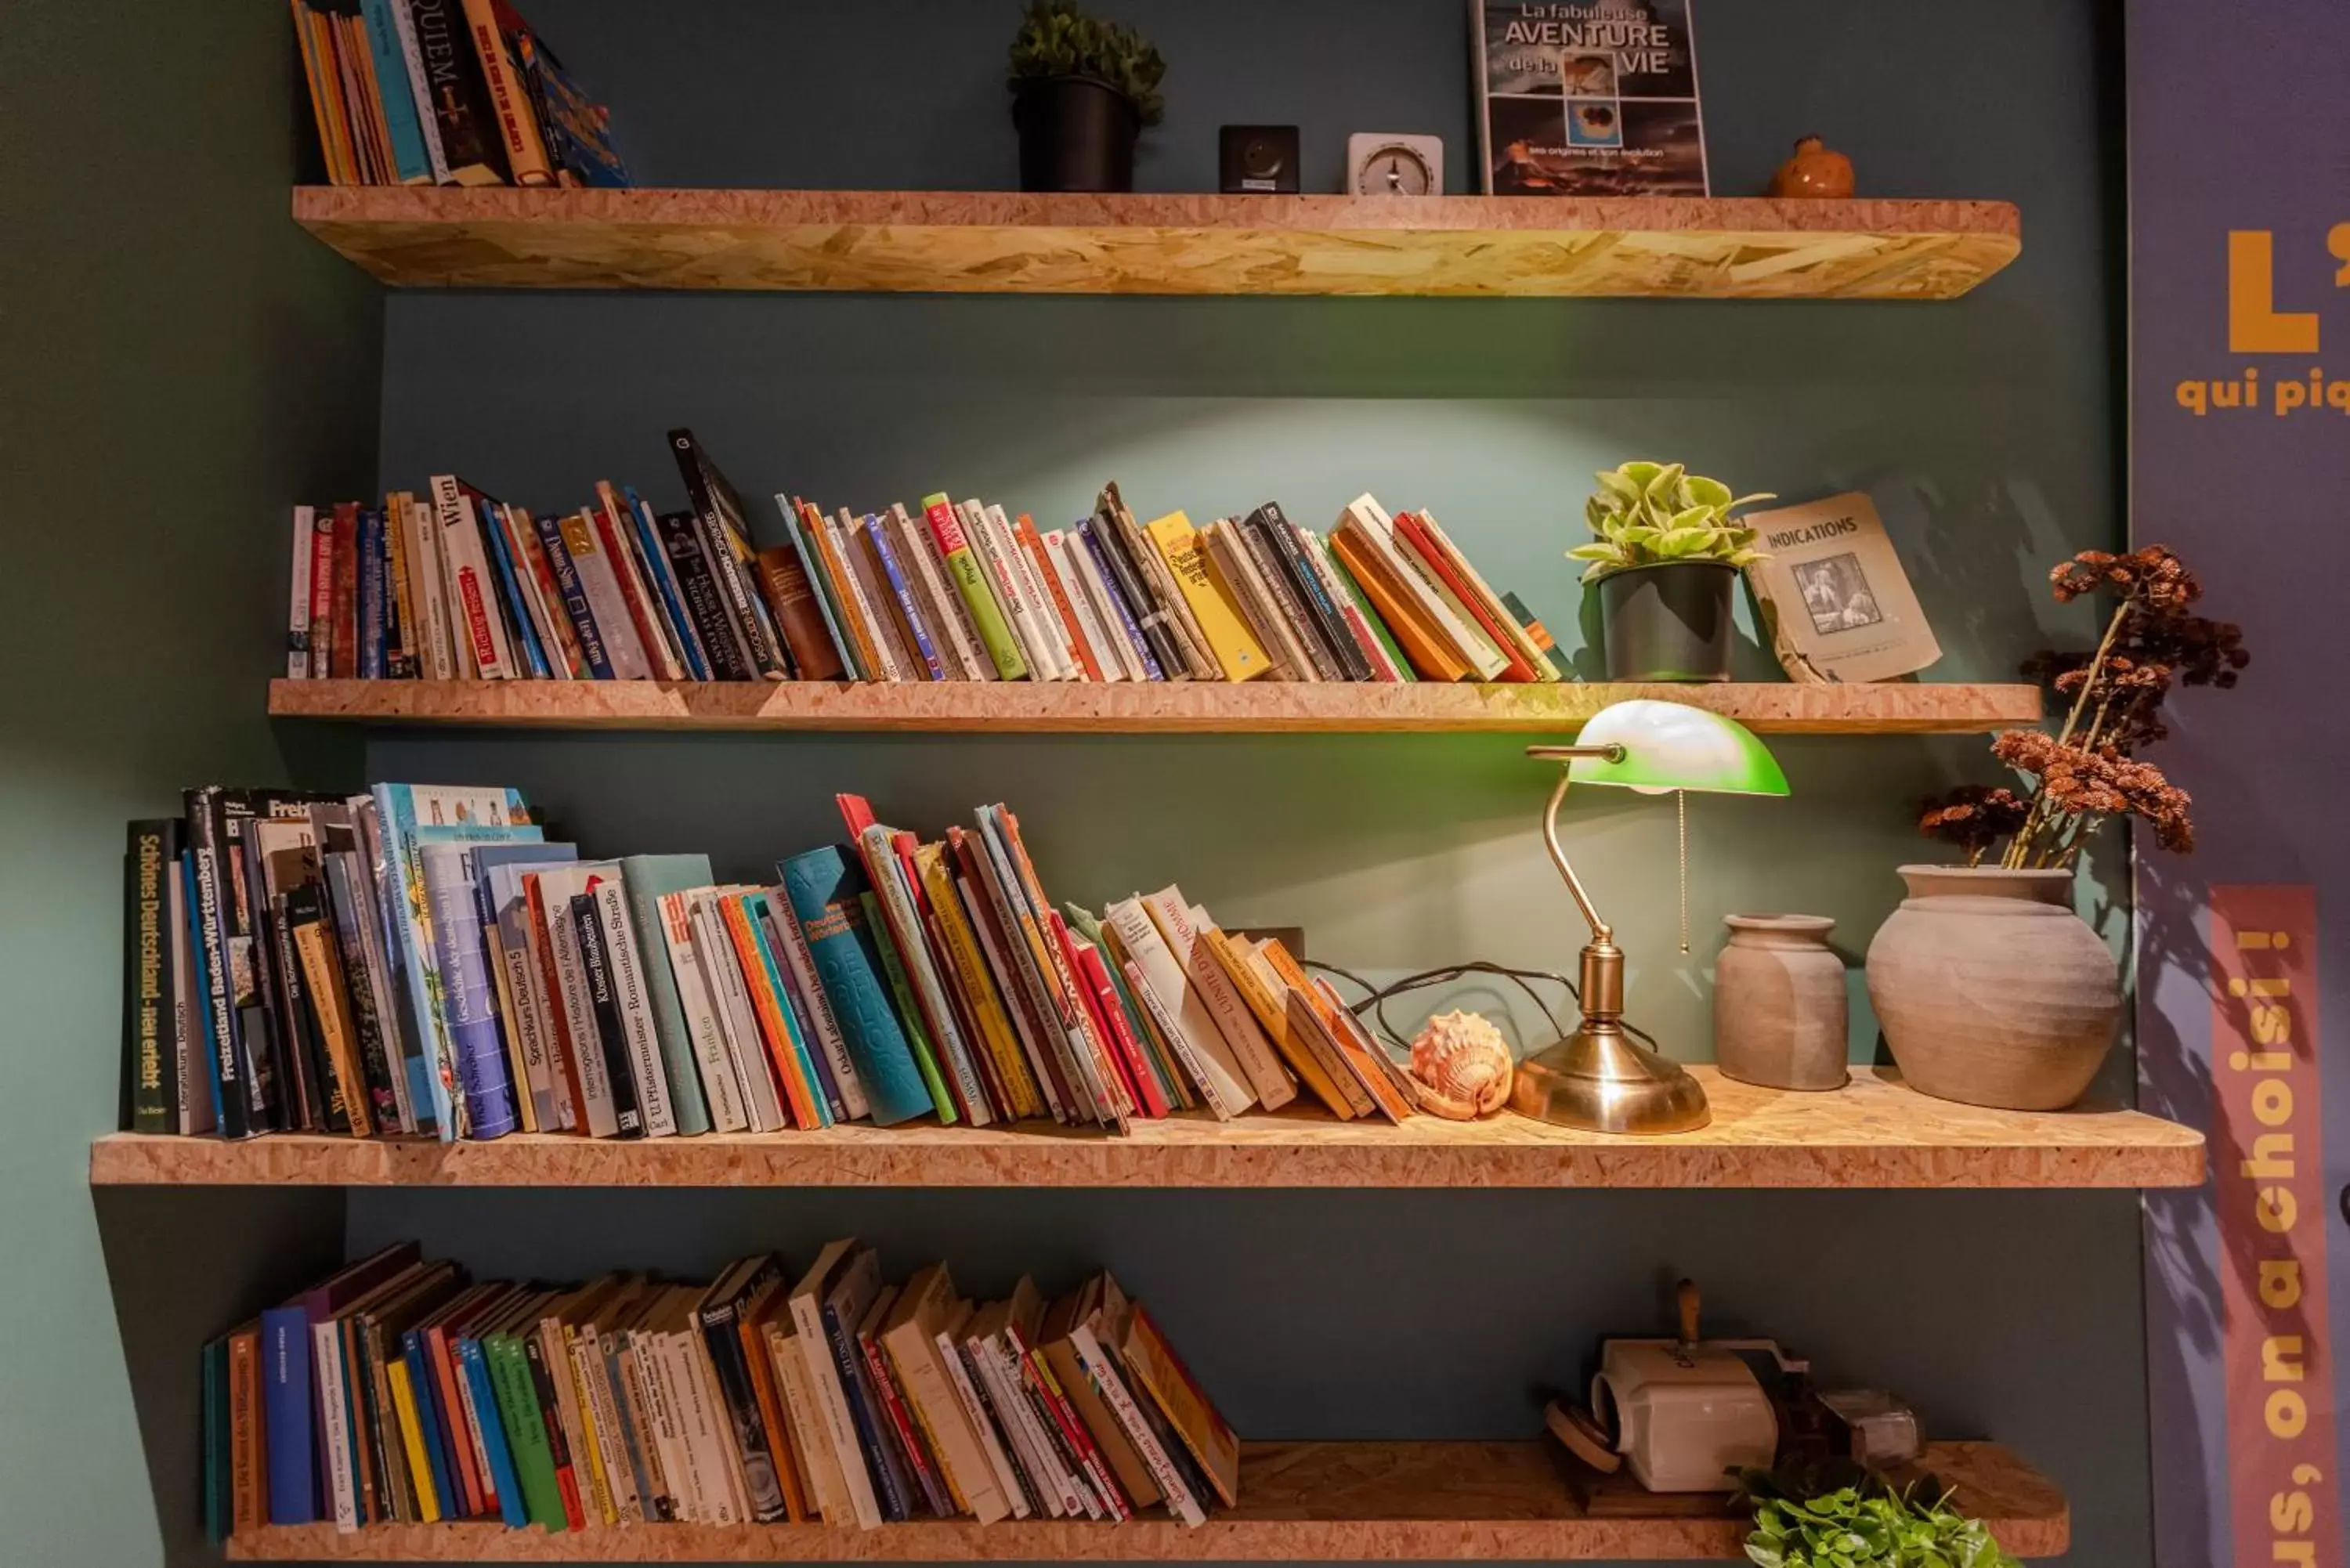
1408 1010 1514 1120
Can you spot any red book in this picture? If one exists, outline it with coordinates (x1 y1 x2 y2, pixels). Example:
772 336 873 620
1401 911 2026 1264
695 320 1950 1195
856 1312 953 1513
1014 513 1101 681
593 482 679 679
1391 511 1538 682
1071 937 1167 1118
331 500 362 678
1008 1321 1130 1521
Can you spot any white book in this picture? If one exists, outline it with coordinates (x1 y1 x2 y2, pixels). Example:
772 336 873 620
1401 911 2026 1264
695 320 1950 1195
484 862 567 1133
938 1318 1030 1519
313 1316 361 1530
573 1320 639 1523
827 509 907 682
984 1330 1091 1517
689 891 786 1133
964 1335 1059 1517
430 475 517 679
1104 898 1255 1118
858 826 992 1125
657 891 748 1133
641 1325 706 1522
1142 886 1296 1108
682 1332 749 1523
891 503 986 681
559 510 653 679
791 1244 886 1531
384 0 453 183
767 1319 848 1524
1414 507 1555 678
427 496 478 677
530 862 623 1137
288 506 315 677
1384 512 1510 679
1337 493 1507 679
400 497 457 681
958 500 1048 679
1041 529 1123 682
1067 527 1149 683
768 886 869 1121
1070 1318 1205 1527
985 501 1076 680
597 486 685 681
1299 526 1402 681
591 879 677 1136
497 506 574 681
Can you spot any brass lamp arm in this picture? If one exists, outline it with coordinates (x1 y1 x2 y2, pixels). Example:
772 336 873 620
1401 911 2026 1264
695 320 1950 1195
1527 744 1625 943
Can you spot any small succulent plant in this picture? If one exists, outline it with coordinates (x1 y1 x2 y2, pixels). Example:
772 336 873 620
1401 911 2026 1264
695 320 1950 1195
1570 461 1773 582
1007 0 1166 125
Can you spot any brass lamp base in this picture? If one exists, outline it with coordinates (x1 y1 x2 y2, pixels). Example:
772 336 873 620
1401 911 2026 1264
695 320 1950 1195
1510 1023 1712 1135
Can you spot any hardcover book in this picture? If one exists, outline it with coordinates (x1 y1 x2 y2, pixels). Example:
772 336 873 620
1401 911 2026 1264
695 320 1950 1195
1473 0 1708 197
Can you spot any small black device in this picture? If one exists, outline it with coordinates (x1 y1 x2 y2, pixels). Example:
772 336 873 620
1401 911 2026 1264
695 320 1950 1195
1219 125 1300 193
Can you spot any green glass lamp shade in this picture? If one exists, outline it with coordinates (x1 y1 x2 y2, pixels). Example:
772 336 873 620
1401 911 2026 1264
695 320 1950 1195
1569 699 1789 797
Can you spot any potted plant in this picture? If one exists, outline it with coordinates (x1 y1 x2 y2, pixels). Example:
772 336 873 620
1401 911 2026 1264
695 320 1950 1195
1740 1466 2021 1568
1870 544 2248 1111
1006 0 1165 193
1571 462 1772 681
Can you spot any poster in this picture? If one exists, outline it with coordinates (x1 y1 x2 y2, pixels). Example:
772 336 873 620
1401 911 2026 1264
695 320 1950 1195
1471 0 1708 197
2133 4 2349 1567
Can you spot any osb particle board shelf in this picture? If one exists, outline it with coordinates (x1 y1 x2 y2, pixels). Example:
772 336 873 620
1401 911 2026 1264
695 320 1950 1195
223 1439 2066 1561
266 679 2042 735
291 187 2022 300
89 1070 2203 1190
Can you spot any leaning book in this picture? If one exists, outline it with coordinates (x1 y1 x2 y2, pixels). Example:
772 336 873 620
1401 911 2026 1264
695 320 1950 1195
1472 0 1708 197
1742 492 1941 684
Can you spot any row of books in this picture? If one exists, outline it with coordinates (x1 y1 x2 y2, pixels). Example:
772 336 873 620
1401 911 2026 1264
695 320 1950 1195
283 432 1572 688
123 781 1421 1143
293 0 626 189
204 1240 1237 1539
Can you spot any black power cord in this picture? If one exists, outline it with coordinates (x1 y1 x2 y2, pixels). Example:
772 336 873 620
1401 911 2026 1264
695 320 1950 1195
1303 958 1663 1053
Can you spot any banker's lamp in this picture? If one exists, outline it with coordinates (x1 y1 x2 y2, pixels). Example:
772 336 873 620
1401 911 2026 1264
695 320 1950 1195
1513 699 1789 1135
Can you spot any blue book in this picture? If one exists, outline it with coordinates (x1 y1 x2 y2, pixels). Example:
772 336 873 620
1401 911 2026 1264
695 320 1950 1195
357 508 387 679
862 515 946 680
472 844 580 1133
356 0 432 184
1076 519 1166 680
476 499 551 681
618 854 716 1135
624 488 713 681
527 509 617 680
262 1305 316 1524
776 497 862 680
776 847 934 1125
739 891 833 1127
457 1336 530 1528
401 1329 457 1519
421 843 519 1138
371 785 533 1139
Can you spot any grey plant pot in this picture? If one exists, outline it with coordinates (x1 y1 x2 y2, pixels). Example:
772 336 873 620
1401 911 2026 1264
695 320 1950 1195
1596 559 1739 682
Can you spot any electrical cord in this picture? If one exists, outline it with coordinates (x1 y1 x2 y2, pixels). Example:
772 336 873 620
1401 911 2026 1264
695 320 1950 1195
1303 957 1662 1052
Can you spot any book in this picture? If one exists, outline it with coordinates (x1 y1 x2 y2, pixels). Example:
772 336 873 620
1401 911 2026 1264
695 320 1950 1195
776 847 936 1125
889 503 987 681
1101 898 1253 1119
1138 887 1295 1109
1309 527 1417 681
1296 524 1403 681
1144 512 1274 682
1329 510 1476 681
1391 509 1535 681
524 861 620 1136
420 843 518 1138
125 819 180 1133
1236 505 1341 679
651 504 753 680
1473 0 1708 197
788 1241 887 1530
1036 1282 1160 1516
689 890 790 1132
862 516 949 681
1039 529 1123 681
517 24 629 187
1741 492 1940 683
696 1256 793 1523
458 0 552 184
964 500 1057 679
403 0 505 183
1500 590 1572 678
1101 482 1217 678
616 854 717 1136
1090 485 1193 678
880 1264 1010 1521
753 540 848 681
1200 517 1305 682
594 482 685 680
1201 925 1362 1118
569 888 648 1137
1072 519 1164 680
1118 1299 1240 1510
670 428 790 679
1405 508 1556 679
727 891 833 1129
1013 515 1096 681
624 489 712 679
780 498 864 678
430 477 518 680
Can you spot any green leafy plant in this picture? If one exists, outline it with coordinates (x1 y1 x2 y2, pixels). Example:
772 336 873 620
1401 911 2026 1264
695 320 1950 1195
1570 461 1773 581
1007 0 1166 125
1739 1466 2021 1568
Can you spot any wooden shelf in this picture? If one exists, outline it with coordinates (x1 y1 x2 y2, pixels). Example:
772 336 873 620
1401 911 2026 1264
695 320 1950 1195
225 1439 2065 1560
91 1069 2201 1190
292 187 2021 301
267 679 2041 735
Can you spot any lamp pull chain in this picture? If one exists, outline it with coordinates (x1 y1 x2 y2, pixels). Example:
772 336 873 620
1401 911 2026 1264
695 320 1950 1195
1676 787 1690 956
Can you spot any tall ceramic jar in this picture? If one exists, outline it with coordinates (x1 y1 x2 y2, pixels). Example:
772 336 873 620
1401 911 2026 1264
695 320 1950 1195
1864 865 2120 1111
1714 915 1849 1091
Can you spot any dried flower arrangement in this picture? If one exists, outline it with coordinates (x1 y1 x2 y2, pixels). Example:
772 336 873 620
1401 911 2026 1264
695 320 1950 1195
1919 545 2247 869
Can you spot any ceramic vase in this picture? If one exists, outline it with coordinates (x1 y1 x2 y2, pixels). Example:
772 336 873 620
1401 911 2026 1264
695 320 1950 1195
1714 915 1849 1091
1864 865 2120 1111
1768 136 1855 198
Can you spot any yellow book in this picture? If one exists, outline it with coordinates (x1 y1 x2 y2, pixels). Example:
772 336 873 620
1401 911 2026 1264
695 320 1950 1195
1200 927 1361 1119
386 1359 442 1523
1144 512 1274 682
915 842 1045 1121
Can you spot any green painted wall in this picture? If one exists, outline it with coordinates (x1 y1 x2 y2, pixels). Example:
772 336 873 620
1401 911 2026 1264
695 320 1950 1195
0 1 374 1560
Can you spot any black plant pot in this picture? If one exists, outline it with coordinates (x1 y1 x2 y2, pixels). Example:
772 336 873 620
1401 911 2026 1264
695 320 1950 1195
1596 560 1740 681
1013 76 1141 193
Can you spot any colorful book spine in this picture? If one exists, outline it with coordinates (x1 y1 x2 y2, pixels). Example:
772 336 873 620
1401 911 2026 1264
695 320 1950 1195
616 854 715 1135
526 508 615 680
421 844 518 1139
262 1306 316 1523
865 516 948 681
776 847 935 1125
778 498 861 680
920 493 1027 680
626 489 714 681
1074 520 1165 680
478 497 553 680
357 0 433 181
649 506 752 681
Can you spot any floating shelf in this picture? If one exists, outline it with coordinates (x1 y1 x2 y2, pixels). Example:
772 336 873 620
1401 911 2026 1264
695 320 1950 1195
267 679 2041 735
90 1070 2201 1190
292 187 2022 301
224 1439 2066 1561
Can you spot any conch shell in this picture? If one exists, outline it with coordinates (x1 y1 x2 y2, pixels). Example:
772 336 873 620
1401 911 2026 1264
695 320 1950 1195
1408 1010 1513 1120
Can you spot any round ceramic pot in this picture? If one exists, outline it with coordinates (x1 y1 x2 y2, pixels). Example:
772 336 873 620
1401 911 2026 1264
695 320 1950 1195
1012 77 1141 193
1864 865 2120 1111
1596 560 1738 681
1714 914 1849 1092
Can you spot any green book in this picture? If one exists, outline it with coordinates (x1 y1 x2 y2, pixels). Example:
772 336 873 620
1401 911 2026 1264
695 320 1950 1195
486 1331 567 1532
1314 530 1419 681
856 889 958 1122
920 492 1029 680
617 853 717 1136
